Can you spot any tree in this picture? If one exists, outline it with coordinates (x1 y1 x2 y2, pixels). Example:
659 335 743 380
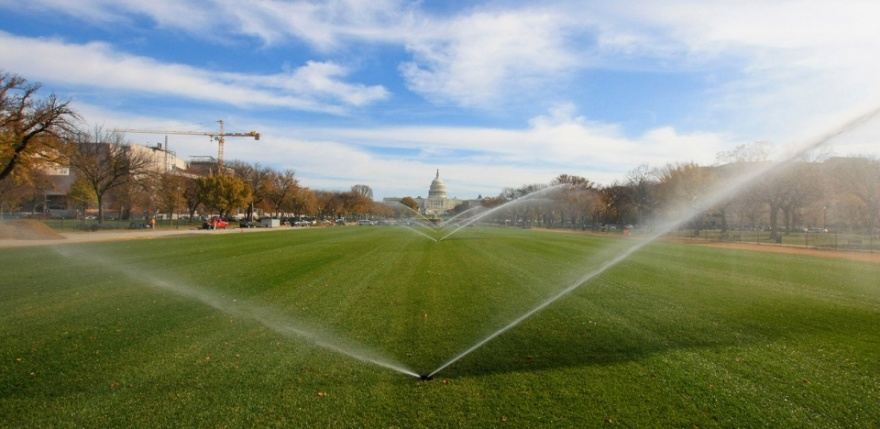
653 162 713 232
182 175 204 220
625 164 656 226
0 166 31 217
341 190 371 217
351 184 374 200
266 169 300 217
316 190 343 219
716 141 773 164
156 173 187 221
370 200 394 218
197 174 251 218
110 169 155 220
399 196 420 213
830 157 880 235
598 184 633 226
59 127 152 223
551 174 595 227
228 161 273 219
288 186 318 218
1 71 78 181
23 167 52 216
66 174 97 219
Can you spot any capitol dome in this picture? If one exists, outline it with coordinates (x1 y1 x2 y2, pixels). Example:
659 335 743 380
428 169 447 198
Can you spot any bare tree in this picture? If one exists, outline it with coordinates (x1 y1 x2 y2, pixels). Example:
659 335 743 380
0 166 32 217
351 184 374 200
653 162 713 232
831 157 880 235
58 127 152 223
156 173 187 221
1 71 78 181
625 164 656 226
551 174 595 227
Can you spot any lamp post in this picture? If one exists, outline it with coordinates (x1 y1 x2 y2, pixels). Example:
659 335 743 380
823 204 827 230
176 185 181 229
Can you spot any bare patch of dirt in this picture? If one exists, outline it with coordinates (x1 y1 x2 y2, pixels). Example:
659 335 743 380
539 228 880 264
0 220 66 241
686 240 880 264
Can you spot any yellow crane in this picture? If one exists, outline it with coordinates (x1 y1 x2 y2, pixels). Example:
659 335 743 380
112 120 259 170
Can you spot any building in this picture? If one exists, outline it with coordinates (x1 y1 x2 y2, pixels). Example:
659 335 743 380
384 169 479 217
38 142 192 218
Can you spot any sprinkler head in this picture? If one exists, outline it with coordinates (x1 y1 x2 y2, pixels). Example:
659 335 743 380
419 374 433 381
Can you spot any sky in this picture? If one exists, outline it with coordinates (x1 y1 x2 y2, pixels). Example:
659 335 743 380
2 0 879 200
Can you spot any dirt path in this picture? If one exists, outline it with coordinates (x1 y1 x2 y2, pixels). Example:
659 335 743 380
0 220 292 248
683 239 880 264
539 228 880 264
4 222 878 264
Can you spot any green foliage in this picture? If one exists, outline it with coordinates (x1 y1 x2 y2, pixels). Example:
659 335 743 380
66 173 97 210
1 228 878 427
197 174 251 217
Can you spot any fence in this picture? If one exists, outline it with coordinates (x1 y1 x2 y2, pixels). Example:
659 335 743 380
667 229 878 253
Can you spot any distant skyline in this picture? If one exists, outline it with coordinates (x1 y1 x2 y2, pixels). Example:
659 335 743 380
2 1 879 199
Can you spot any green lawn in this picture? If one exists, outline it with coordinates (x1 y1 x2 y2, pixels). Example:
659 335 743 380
1 226 878 427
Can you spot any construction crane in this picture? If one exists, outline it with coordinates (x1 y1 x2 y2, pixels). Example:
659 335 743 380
112 120 259 170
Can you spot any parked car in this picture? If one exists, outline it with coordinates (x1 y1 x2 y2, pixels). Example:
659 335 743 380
239 219 256 228
203 216 229 230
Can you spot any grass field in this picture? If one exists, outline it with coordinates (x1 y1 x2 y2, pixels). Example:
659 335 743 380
1 226 878 427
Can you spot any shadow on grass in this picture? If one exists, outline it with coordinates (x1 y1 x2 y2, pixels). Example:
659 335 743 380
423 326 726 379
422 298 869 380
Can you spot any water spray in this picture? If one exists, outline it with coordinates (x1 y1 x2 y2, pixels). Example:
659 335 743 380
438 184 566 241
50 247 422 379
424 104 880 378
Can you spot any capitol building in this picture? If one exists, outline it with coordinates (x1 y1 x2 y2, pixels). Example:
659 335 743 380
384 170 475 217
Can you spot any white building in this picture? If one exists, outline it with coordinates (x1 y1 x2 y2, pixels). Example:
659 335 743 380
384 170 477 217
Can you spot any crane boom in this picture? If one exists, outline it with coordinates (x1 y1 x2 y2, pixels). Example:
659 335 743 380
112 120 260 169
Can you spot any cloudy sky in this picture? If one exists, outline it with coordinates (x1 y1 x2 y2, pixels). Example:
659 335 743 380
2 0 879 199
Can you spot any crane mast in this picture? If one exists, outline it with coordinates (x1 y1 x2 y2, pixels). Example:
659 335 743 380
112 120 260 170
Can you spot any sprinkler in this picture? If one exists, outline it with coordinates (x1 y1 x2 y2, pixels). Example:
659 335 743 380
419 374 433 381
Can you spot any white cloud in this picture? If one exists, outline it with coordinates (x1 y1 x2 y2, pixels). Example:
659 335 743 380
0 32 388 113
399 8 578 108
225 0 418 49
262 105 734 198
575 1 880 139
4 0 416 49
5 0 879 196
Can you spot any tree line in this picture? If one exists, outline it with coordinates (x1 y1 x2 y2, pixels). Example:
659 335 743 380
0 71 392 223
3 70 879 236
483 145 879 238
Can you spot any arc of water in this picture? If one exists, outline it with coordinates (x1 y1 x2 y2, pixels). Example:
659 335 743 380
427 105 880 378
438 185 565 241
51 247 421 379
386 202 443 230
401 224 439 241
437 205 486 231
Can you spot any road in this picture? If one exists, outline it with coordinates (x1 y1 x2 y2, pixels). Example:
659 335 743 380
0 226 292 248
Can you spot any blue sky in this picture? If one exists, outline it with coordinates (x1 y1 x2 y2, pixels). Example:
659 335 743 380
2 0 879 199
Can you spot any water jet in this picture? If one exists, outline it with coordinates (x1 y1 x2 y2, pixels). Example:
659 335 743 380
424 105 880 378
